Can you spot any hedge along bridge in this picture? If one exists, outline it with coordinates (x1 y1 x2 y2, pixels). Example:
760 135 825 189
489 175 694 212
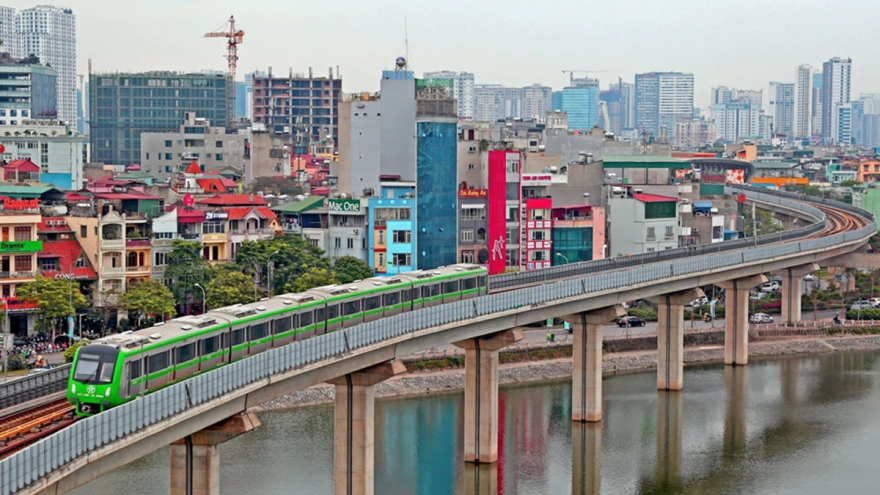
2 186 876 495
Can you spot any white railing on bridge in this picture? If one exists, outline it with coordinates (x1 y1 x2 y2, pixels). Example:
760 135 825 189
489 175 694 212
1 186 876 495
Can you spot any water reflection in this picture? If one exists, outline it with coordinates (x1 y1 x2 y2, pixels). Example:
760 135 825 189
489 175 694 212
571 423 601 495
461 463 497 495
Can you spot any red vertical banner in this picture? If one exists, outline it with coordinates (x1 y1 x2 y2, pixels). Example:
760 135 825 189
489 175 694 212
487 151 508 275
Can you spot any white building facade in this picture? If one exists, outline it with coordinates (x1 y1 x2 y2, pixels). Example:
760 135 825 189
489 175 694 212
794 64 812 137
423 70 474 119
711 102 759 143
768 82 795 137
822 57 852 144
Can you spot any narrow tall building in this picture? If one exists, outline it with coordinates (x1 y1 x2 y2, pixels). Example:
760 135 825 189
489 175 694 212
821 57 852 144
635 72 694 141
521 83 552 120
811 71 823 137
768 82 795 137
16 5 76 124
794 64 812 137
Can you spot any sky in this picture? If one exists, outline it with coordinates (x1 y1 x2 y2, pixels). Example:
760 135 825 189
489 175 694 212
5 0 880 109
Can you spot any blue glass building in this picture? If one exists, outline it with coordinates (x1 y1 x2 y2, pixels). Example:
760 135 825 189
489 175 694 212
416 119 458 270
562 82 599 131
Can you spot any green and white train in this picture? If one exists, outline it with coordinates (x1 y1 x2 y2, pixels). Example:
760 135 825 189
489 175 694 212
67 264 488 416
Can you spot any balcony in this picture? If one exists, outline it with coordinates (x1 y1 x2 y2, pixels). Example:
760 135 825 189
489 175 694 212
179 233 201 240
230 228 275 236
283 224 302 235
126 265 150 274
101 238 125 250
152 266 166 273
102 266 125 276
126 240 151 248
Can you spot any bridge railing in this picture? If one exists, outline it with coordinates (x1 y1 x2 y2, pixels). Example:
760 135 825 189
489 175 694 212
0 364 70 410
1 189 876 495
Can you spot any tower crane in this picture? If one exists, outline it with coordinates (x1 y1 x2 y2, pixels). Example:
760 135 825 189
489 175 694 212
205 15 244 83
561 70 608 84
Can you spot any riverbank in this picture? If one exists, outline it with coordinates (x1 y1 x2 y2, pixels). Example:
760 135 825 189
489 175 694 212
253 332 880 412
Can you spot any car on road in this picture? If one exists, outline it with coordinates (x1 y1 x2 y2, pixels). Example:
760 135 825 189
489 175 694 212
749 313 774 324
803 274 815 281
685 296 709 307
871 297 880 308
759 281 781 292
850 300 873 311
617 316 646 327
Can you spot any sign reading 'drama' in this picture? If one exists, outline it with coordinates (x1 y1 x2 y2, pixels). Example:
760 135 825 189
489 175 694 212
328 199 362 213
0 240 42 253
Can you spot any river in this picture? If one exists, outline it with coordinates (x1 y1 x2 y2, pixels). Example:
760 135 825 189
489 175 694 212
72 350 880 494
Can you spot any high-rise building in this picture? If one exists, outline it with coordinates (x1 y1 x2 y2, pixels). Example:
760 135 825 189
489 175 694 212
522 83 552 120
674 119 716 148
551 91 563 112
89 71 230 165
599 80 634 136
821 57 852 144
635 72 694 141
836 102 856 146
711 86 762 110
423 70 474 120
619 81 634 130
0 53 56 119
710 86 733 105
563 77 599 131
794 64 812 137
252 68 342 150
711 101 759 143
811 71 823 137
473 85 523 121
0 7 16 54
16 5 76 125
768 82 795 136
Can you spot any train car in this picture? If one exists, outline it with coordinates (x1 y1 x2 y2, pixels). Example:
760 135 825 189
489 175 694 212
67 263 488 416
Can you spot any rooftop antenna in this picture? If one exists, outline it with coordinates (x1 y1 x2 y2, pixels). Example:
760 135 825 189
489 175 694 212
405 17 410 69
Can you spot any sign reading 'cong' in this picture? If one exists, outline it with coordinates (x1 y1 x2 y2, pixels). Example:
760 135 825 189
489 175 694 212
328 199 362 214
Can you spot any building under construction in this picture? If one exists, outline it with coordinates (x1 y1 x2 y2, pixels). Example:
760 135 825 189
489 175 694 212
251 67 342 152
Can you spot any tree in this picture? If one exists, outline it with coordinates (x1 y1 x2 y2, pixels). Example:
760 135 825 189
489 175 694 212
17 275 88 334
118 280 177 327
333 256 374 284
235 235 330 296
206 267 256 309
165 239 213 312
288 268 338 293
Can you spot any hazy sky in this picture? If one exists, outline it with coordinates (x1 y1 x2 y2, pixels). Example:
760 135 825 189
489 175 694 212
6 0 880 108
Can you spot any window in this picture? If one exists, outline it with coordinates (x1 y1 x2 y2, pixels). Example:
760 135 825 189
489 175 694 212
165 140 172 147
460 207 487 220
392 230 411 243
334 238 341 249
154 252 167 266
165 153 172 160
373 208 411 221
148 352 169 374
154 232 173 240
250 323 269 341
378 252 385 267
232 328 246 345
443 280 460 293
275 316 292 334
423 284 441 299
665 226 675 239
299 310 312 327
129 360 142 380
203 221 225 234
215 141 223 148
531 230 545 241
201 336 219 355
215 154 223 161
14 255 30 272
346 238 354 249
327 305 339 319
176 343 196 363
384 292 400 306
646 227 656 240
460 229 474 242
392 253 411 266
13 226 30 241
81 226 87 238
344 300 361 316
75 256 87 268
461 251 475 263
462 277 478 290
40 258 56 271
364 296 381 311
377 230 385 244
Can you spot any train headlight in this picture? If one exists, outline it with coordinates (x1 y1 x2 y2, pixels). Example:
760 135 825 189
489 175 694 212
105 388 111 397
71 384 76 393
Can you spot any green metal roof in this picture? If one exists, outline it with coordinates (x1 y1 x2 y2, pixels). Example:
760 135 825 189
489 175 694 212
270 195 326 214
602 155 689 169
0 185 60 198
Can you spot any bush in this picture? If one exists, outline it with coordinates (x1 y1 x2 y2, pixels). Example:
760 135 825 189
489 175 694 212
7 354 25 371
845 309 880 320
63 340 89 363
626 308 657 321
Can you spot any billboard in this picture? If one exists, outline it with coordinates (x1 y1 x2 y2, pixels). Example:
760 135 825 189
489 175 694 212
487 151 511 275
328 198 362 213
458 189 487 198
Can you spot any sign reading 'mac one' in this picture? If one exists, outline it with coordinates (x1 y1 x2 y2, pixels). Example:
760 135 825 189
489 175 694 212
328 199 362 214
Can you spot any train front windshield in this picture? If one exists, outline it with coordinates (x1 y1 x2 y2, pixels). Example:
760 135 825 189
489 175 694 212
73 347 118 384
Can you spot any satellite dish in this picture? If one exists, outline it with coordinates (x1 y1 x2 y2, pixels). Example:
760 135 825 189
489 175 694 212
478 249 489 264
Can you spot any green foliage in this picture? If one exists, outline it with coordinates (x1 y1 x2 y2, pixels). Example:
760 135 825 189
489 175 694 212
235 235 331 296
165 239 214 308
63 340 88 363
288 267 339 293
333 256 374 284
16 275 88 332
626 308 657 321
846 309 880 320
206 267 256 309
119 279 177 327
839 180 860 188
743 208 784 237
7 354 25 371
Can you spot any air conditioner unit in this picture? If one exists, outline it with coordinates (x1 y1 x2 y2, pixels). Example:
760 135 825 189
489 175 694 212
353 229 359 234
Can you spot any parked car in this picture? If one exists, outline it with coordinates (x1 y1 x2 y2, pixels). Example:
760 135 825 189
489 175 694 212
750 291 768 301
767 275 783 284
850 300 873 311
750 313 774 324
803 274 815 281
686 296 709 307
759 281 781 292
871 297 880 308
617 316 646 327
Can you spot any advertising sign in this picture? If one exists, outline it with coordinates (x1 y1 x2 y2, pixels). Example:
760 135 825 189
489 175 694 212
487 151 512 275
0 240 42 253
205 211 229 220
458 189 487 198
328 198 362 213
521 174 552 186
2 198 38 210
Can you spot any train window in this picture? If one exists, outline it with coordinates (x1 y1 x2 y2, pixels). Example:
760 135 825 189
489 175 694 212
130 360 141 380
365 296 381 311
176 343 196 363
202 336 219 355
315 307 325 322
327 304 339 319
275 316 291 334
384 291 400 306
402 289 412 302
232 329 246 346
148 352 169 374
300 310 313 327
462 277 477 290
478 276 487 288
344 300 361 316
424 284 440 298
443 280 460 293
251 322 269 340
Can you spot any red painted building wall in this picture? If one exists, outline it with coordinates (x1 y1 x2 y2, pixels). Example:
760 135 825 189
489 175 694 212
487 151 509 275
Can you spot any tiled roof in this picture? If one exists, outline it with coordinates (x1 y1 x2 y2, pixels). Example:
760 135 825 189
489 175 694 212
95 192 162 200
185 161 202 174
38 217 71 232
5 158 39 171
38 240 98 280
633 193 679 203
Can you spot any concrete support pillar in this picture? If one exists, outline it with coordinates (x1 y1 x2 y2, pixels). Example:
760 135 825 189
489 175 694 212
718 275 766 366
655 391 683 491
461 463 498 495
651 289 703 391
328 360 407 495
170 412 261 495
779 263 819 325
571 422 602 495
564 306 625 422
453 329 524 464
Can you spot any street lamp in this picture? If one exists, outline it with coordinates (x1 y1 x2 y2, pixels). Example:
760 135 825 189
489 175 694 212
266 250 279 298
556 253 569 265
194 283 206 314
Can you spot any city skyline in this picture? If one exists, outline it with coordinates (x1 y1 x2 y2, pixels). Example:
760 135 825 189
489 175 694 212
1 0 877 109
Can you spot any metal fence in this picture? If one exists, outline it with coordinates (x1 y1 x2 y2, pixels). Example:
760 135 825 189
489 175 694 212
0 365 70 410
1 188 876 495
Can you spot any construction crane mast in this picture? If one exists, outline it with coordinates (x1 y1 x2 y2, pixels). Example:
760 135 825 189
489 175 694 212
205 15 244 127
